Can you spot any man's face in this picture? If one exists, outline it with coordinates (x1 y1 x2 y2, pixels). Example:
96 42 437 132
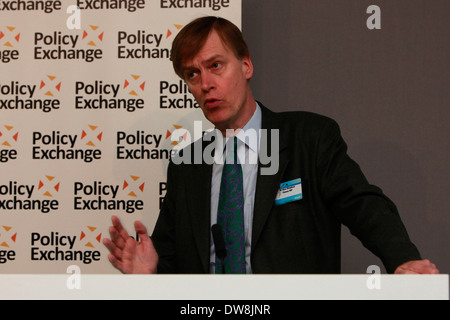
181 30 254 134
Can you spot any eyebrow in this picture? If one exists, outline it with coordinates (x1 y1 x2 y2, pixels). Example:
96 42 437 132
182 54 227 72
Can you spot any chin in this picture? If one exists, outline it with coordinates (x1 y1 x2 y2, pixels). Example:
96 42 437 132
205 111 230 128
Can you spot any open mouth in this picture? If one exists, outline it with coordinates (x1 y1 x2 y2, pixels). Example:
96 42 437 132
205 99 219 107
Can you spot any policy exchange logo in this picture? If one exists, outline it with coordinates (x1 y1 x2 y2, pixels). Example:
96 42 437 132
75 74 146 112
0 74 62 113
32 125 103 163
166 24 183 39
165 124 190 150
34 25 104 62
81 125 103 147
0 175 60 214
123 175 145 198
40 75 62 98
123 74 146 97
79 226 102 249
0 26 20 63
82 25 104 47
0 225 17 264
38 175 61 198
31 226 102 265
0 125 19 148
117 23 182 60
0 226 17 249
73 175 146 214
0 26 20 48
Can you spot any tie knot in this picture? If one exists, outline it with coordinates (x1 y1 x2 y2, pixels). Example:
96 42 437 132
224 137 238 164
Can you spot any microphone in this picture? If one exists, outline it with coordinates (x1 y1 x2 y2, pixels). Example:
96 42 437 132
212 224 226 274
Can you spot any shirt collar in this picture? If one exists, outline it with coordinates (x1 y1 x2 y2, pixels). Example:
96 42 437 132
235 103 262 153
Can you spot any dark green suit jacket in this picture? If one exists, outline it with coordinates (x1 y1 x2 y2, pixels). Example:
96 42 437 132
151 103 421 274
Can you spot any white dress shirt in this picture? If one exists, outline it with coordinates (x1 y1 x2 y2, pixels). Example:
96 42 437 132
209 104 262 273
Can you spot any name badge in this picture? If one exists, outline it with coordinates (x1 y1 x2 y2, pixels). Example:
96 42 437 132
275 178 303 206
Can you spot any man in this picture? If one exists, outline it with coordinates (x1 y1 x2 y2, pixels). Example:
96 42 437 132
103 16 438 274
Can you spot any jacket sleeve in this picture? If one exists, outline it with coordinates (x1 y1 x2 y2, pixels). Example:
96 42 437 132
151 160 178 273
315 118 421 273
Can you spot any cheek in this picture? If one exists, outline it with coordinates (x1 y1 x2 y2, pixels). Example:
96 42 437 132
229 77 247 101
187 85 202 101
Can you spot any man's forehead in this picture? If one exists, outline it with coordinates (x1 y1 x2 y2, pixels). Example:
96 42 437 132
181 31 233 67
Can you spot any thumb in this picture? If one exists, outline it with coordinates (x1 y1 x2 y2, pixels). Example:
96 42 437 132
134 220 150 243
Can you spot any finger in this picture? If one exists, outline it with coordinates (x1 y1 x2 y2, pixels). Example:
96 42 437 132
111 215 131 241
134 220 150 244
421 261 439 274
395 268 418 274
107 253 125 273
395 260 440 274
410 260 439 274
103 237 123 260
134 221 159 257
109 226 127 250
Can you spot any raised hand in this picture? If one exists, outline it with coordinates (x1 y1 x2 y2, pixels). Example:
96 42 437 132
103 215 158 274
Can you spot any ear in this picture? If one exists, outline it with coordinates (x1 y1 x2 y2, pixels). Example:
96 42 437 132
241 56 254 80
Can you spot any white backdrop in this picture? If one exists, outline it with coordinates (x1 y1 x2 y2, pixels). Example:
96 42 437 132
0 0 241 274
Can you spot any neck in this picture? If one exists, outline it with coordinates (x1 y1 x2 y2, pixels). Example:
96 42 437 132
217 98 257 136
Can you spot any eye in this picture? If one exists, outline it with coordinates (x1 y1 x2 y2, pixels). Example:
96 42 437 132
185 71 198 81
212 62 222 69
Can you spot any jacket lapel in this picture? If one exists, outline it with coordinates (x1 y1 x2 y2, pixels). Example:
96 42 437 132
186 144 213 273
252 104 290 250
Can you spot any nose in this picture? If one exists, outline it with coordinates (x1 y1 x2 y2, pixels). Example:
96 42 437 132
200 71 215 92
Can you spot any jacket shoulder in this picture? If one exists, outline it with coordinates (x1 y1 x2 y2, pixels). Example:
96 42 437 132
278 110 336 127
269 109 341 139
259 102 337 128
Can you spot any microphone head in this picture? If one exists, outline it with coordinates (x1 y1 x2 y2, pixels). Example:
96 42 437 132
211 224 227 259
